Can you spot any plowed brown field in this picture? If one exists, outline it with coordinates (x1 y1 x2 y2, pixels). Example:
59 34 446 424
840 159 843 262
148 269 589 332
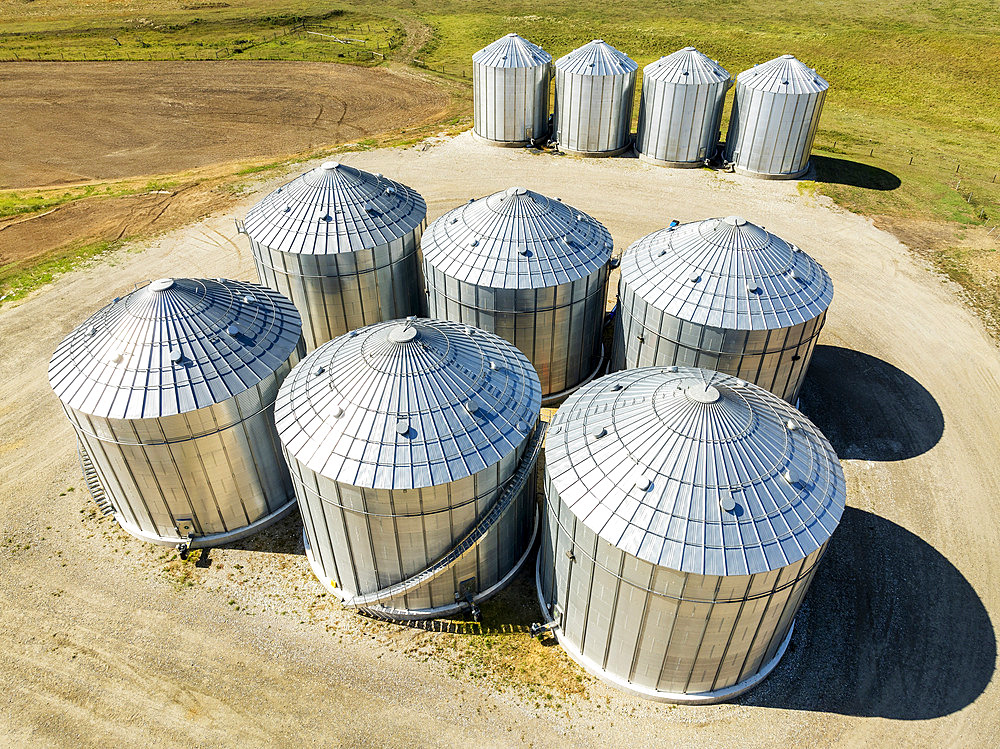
1 61 449 189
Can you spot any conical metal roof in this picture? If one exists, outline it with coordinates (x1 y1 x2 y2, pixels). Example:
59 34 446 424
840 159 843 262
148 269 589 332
275 318 541 490
555 39 638 76
620 216 833 330
473 33 551 68
421 187 612 289
546 366 845 576
243 161 426 255
49 278 302 420
643 46 730 86
737 54 828 95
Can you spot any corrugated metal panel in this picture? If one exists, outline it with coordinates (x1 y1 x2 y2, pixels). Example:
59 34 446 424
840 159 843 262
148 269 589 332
555 39 638 76
618 216 832 331
48 277 303 420
724 55 829 178
243 162 426 254
612 217 832 402
49 278 304 546
635 47 732 166
421 187 612 395
544 366 845 577
243 162 427 349
472 32 551 68
553 40 638 155
277 318 543 618
421 187 611 288
275 318 541 490
537 365 845 701
473 34 552 144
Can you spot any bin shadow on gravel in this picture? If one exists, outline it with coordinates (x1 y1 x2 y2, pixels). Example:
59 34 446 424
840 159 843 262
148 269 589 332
798 345 944 461
810 155 902 190
740 507 995 719
220 509 306 555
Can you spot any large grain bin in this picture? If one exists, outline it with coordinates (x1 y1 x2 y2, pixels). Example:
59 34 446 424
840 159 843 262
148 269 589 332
724 55 829 179
537 366 845 703
635 47 731 167
241 161 426 351
275 318 543 620
421 186 612 399
613 216 832 403
553 40 638 156
473 33 552 145
49 278 304 548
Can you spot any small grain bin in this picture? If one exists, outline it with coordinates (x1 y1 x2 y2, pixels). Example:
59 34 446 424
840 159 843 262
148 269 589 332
473 33 553 145
537 366 845 703
49 278 304 548
553 40 638 156
275 318 543 620
421 187 612 399
635 47 731 167
724 55 829 179
613 216 832 403
241 161 426 351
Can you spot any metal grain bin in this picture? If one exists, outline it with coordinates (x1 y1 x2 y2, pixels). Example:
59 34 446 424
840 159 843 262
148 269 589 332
553 40 638 156
537 366 845 703
473 33 552 145
421 187 612 399
49 278 305 548
724 55 829 179
275 318 543 620
241 161 427 351
613 216 832 403
635 47 731 167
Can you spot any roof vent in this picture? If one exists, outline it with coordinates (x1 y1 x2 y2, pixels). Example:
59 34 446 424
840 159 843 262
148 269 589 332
227 324 240 337
590 425 607 439
169 347 183 363
395 419 410 436
720 494 737 513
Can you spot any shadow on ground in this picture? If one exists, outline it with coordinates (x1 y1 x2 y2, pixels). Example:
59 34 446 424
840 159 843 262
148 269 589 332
810 155 901 190
741 507 995 719
219 509 306 555
799 345 943 461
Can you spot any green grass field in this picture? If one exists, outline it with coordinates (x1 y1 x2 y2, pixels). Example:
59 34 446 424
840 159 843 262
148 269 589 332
2 0 998 322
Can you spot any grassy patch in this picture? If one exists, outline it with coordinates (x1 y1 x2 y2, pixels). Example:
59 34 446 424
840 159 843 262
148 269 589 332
0 2 401 63
0 238 127 304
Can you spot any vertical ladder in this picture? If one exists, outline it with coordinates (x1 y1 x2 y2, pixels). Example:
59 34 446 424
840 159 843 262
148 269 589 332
77 441 115 516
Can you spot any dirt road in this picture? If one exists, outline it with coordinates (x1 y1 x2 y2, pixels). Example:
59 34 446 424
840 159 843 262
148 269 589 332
1 134 997 747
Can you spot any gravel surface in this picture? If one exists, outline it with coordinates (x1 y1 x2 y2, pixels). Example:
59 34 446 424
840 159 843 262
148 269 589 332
1 132 997 747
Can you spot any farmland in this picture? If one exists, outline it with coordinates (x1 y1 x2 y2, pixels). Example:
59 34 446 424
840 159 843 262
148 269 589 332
2 3 1000 746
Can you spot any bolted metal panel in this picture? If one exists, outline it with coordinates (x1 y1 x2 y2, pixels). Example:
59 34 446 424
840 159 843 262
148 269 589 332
275 318 543 619
473 33 552 144
612 216 832 402
243 162 427 351
537 366 845 701
420 187 612 396
635 47 732 167
48 278 305 546
553 40 638 155
724 55 829 179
